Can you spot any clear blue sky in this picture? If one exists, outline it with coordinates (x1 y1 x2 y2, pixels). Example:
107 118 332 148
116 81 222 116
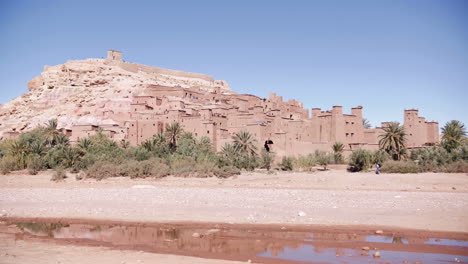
1 0 467 128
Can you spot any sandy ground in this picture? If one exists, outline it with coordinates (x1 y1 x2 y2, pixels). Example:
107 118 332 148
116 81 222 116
1 169 467 263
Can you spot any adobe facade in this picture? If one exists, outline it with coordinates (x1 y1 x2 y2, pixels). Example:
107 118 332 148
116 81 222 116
0 50 439 156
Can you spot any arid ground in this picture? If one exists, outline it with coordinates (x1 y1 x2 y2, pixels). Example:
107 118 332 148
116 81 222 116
1 168 467 263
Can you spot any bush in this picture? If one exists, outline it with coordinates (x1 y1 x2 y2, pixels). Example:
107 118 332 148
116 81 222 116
315 151 333 170
380 160 420 174
170 156 197 176
280 156 294 171
85 160 120 180
372 150 391 165
27 155 44 175
260 150 275 171
348 149 373 172
51 167 66 181
0 156 17 175
293 154 315 171
444 161 468 173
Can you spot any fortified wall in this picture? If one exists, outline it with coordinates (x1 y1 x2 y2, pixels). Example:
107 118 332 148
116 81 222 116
0 50 439 156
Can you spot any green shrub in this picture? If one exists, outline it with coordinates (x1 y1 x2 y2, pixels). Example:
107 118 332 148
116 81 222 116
280 156 294 171
315 150 333 170
0 156 17 175
85 160 120 180
444 161 468 173
293 154 316 171
260 150 275 171
348 149 373 172
170 156 197 176
380 160 420 173
51 167 66 182
27 154 44 175
372 150 391 165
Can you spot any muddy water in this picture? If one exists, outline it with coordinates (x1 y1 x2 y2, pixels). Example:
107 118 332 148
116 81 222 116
1 219 467 264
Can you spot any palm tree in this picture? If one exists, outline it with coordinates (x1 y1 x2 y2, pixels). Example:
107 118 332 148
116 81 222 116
332 142 345 164
165 122 182 151
362 118 372 129
142 132 169 155
9 140 31 169
53 133 70 147
232 130 257 156
62 147 83 171
78 138 92 151
441 120 466 152
44 119 60 146
379 122 407 160
29 139 47 156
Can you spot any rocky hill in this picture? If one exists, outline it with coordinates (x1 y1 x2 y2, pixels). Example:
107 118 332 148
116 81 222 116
0 52 231 138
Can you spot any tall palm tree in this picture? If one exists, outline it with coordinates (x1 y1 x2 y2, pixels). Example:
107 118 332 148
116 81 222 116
44 119 60 146
379 122 407 160
441 120 466 152
165 122 182 151
232 130 257 156
332 142 344 164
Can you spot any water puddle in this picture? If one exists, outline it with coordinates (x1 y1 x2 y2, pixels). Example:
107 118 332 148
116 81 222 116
1 220 467 264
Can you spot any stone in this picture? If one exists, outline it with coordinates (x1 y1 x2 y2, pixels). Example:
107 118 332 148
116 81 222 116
206 229 220 235
373 251 381 258
192 232 201 238
361 246 370 251
298 211 306 217
375 230 384 235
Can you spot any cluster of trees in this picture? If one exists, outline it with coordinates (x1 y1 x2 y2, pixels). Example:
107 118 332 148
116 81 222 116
348 120 467 173
0 119 466 178
0 120 284 179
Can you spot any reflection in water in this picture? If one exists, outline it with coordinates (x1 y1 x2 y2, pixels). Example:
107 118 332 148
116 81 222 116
365 235 409 244
8 221 468 264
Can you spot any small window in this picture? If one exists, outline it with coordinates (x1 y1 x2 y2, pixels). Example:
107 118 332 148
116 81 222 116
346 133 349 136
207 130 210 134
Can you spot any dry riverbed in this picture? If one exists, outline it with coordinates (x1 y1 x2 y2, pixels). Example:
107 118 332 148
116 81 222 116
1 169 467 263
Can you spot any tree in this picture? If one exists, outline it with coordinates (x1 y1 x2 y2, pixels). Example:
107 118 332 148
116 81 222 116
232 130 257 156
165 122 182 151
44 119 61 147
362 118 372 129
142 132 169 156
441 120 467 152
332 142 345 164
379 122 407 160
78 138 92 151
9 139 31 169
